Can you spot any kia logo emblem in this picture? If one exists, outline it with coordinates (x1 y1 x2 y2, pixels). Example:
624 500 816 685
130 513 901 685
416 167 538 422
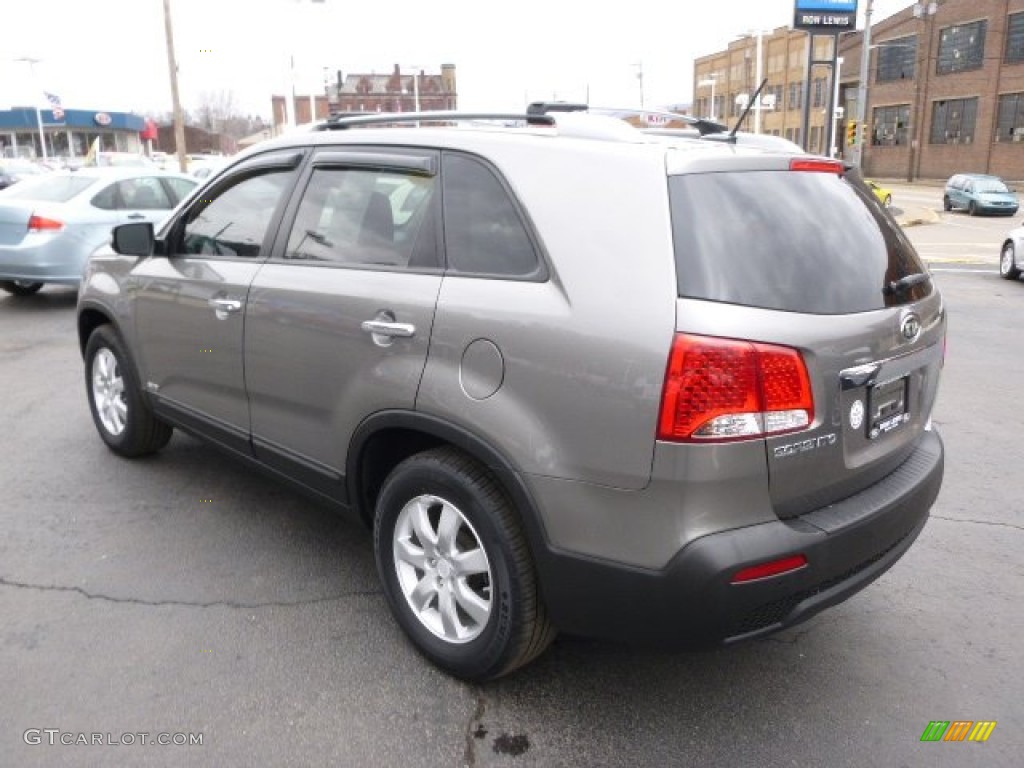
901 313 921 342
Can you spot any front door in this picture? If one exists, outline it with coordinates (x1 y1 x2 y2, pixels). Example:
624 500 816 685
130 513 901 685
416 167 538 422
130 151 303 453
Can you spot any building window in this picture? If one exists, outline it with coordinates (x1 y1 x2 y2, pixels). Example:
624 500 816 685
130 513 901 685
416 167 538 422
812 78 825 108
995 93 1024 142
936 21 986 75
1006 13 1024 62
929 98 978 144
876 36 917 81
872 104 910 146
788 81 804 111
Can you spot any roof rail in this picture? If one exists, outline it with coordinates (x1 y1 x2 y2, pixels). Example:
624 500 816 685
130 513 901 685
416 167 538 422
525 102 729 136
315 111 555 130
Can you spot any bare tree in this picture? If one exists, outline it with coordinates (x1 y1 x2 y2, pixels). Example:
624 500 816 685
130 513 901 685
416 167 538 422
193 89 238 133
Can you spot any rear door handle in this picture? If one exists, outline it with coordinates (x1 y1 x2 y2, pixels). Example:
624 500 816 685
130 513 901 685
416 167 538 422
126 213 146 220
361 320 415 338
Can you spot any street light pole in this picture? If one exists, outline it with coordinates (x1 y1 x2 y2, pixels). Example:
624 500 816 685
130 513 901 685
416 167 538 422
852 0 873 168
699 76 718 121
831 56 845 158
13 57 48 160
753 31 764 134
162 0 188 172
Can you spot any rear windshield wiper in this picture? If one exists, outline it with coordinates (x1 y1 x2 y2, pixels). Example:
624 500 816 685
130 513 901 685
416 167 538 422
884 272 931 295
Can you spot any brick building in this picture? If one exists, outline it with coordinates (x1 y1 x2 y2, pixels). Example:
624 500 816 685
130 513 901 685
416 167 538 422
330 63 457 114
840 0 1024 180
694 29 839 155
695 1 1024 180
155 123 237 156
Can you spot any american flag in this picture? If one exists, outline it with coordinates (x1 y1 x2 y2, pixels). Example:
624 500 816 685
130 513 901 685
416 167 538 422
44 92 64 121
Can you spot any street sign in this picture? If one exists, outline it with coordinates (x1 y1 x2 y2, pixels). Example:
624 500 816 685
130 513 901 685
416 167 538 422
794 0 858 30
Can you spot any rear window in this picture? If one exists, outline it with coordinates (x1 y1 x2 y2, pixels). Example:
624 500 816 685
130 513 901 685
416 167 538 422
1 175 96 202
669 170 931 314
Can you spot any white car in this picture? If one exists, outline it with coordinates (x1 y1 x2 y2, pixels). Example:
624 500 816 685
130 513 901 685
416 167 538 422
999 224 1024 280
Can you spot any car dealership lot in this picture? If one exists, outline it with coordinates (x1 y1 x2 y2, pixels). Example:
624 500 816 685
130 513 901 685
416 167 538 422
1 221 1022 766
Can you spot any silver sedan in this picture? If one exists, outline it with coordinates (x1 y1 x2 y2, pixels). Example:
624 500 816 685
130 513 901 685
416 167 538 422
0 167 197 295
1000 222 1024 281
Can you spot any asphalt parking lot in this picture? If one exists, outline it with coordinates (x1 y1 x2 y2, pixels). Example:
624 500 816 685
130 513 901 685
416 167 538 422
1 248 1022 766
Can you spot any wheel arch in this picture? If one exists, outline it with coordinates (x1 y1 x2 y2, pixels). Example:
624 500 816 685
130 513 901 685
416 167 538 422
77 302 124 359
347 411 551 549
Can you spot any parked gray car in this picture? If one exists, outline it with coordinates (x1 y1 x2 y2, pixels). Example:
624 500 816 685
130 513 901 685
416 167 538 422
77 111 946 680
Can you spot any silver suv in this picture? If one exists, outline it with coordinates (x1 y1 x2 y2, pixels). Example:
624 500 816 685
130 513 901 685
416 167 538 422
77 111 945 681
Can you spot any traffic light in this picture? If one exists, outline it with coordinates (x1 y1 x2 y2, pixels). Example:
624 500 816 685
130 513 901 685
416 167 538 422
847 121 858 146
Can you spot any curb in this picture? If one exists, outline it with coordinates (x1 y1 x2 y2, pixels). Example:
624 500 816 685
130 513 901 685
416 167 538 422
896 206 941 228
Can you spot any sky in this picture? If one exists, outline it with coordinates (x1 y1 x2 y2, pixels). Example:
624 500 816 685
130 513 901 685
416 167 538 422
1 0 910 121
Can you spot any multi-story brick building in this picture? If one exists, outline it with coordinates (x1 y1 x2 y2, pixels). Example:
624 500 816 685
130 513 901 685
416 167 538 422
696 1 1024 180
271 64 457 135
694 28 840 156
840 0 1024 180
329 63 457 114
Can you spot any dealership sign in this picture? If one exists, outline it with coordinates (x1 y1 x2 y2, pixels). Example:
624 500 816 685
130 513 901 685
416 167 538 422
794 0 858 30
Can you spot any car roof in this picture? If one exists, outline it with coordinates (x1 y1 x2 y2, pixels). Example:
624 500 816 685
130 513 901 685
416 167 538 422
229 109 809 178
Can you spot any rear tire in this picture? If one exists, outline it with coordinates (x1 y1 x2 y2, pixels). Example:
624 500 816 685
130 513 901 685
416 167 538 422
84 325 172 457
0 280 44 296
1000 241 1022 280
373 447 555 681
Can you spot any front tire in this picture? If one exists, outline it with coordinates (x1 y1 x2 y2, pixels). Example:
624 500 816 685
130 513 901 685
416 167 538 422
84 325 172 457
883 194 892 208
968 200 977 216
943 195 952 212
1000 241 1022 280
0 280 44 296
374 447 555 681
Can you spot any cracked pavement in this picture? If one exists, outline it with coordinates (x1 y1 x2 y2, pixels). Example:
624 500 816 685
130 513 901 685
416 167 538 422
2 259 1023 767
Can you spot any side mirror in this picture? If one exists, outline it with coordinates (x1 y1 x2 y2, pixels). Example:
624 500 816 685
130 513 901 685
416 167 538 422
111 222 155 257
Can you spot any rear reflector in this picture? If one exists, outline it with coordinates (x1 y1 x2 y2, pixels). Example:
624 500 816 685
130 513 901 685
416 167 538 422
731 554 808 584
789 158 843 174
658 333 814 442
28 214 64 232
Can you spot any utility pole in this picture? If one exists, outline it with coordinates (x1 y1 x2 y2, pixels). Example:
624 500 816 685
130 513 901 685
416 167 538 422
852 0 873 168
162 0 188 172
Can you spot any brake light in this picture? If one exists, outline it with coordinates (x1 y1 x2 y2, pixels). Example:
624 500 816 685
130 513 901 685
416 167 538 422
789 158 843 174
28 214 64 232
731 554 808 584
657 333 814 442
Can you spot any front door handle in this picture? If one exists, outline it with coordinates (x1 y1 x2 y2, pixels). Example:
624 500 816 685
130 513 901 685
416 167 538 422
208 296 242 319
126 213 146 220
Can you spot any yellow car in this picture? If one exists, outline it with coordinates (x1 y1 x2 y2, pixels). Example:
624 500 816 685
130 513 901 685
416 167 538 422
867 180 892 207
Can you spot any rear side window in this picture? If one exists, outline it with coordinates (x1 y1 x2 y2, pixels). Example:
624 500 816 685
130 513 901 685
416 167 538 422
283 166 438 269
2 175 95 202
669 171 931 314
441 153 539 277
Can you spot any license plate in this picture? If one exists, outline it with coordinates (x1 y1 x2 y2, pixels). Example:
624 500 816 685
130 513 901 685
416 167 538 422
868 376 909 439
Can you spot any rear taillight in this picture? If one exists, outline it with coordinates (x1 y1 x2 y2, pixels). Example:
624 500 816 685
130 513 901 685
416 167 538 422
657 333 814 442
28 214 64 232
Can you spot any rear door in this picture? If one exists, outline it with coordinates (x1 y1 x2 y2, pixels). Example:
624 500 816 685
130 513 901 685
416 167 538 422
244 148 442 498
668 162 944 518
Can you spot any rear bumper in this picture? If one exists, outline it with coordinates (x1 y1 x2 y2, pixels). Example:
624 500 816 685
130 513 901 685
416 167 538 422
0 235 91 284
534 428 943 646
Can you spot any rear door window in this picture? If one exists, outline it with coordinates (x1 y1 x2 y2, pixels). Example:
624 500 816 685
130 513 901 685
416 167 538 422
669 170 931 314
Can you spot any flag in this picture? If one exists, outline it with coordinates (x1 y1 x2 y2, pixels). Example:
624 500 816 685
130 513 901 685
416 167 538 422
44 92 64 121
